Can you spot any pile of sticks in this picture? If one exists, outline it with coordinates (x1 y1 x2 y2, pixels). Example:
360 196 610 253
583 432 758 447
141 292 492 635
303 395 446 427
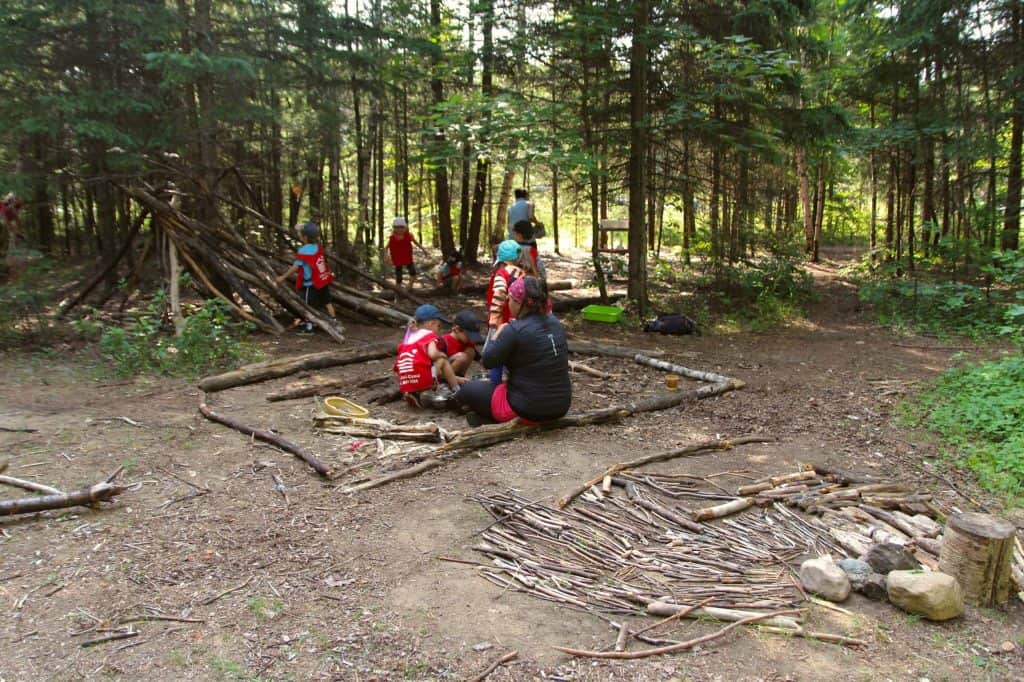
734 466 949 567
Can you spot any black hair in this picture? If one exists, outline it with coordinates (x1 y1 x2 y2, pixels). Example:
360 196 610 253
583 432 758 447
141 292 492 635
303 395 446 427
514 188 528 200
517 277 549 318
513 220 534 241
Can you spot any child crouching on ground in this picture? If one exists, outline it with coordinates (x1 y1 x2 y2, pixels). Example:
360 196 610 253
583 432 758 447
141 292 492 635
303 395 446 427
394 304 465 408
437 249 464 292
275 222 336 334
443 309 485 378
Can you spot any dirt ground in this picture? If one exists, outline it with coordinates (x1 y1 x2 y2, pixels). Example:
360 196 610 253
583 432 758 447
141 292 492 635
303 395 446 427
1 252 1022 681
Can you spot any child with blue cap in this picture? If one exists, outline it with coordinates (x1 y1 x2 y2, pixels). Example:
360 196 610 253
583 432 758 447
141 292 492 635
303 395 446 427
275 222 336 334
393 304 464 408
484 240 525 384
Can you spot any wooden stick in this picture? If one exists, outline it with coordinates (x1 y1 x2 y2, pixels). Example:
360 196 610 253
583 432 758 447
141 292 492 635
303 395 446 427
554 609 799 659
625 482 703 533
614 621 630 651
81 630 139 648
691 498 754 522
557 435 771 509
0 482 126 517
631 597 716 637
569 361 615 379
754 625 866 647
198 403 332 478
0 475 64 496
646 602 801 630
467 650 518 682
199 575 254 606
339 458 444 494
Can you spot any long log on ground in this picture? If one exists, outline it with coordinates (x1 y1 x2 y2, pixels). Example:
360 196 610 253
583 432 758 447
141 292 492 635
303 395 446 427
633 354 733 384
267 377 355 402
342 380 752 494
422 279 577 298
56 209 149 318
558 435 771 509
0 475 64 496
198 403 332 478
199 342 395 393
568 340 664 359
0 482 126 517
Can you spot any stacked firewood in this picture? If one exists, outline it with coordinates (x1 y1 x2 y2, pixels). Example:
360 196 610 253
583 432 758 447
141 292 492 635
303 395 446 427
734 467 947 568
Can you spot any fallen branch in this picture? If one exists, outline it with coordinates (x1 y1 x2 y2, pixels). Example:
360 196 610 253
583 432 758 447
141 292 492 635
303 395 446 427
467 650 518 682
0 475 64 496
0 482 126 517
646 602 801 629
754 625 867 647
199 575 254 606
315 414 444 442
198 403 332 478
199 342 395 393
569 361 615 379
80 630 139 648
554 609 799 659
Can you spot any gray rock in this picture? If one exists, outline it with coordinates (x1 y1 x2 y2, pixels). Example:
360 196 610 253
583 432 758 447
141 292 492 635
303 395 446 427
799 557 851 602
887 570 964 621
859 573 888 600
863 543 920 574
837 558 887 600
836 558 872 583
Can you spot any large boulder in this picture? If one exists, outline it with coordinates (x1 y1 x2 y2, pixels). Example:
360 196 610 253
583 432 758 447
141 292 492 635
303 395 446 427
837 558 887 600
864 543 920 574
887 570 964 621
799 557 851 602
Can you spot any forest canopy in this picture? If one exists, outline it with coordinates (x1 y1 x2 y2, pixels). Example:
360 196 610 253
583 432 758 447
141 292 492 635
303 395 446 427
0 0 1021 297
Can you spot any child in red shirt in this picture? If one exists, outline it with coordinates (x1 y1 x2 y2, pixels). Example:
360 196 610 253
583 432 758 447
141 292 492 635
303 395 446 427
442 309 484 378
387 217 428 289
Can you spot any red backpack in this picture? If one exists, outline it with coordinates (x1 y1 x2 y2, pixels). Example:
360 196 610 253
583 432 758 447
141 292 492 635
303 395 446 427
294 245 335 290
393 328 439 393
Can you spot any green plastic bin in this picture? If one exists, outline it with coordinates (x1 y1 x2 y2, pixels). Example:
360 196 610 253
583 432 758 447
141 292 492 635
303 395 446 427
581 304 623 323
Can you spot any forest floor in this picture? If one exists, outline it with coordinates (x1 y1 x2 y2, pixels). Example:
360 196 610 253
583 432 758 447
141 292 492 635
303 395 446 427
1 249 1022 681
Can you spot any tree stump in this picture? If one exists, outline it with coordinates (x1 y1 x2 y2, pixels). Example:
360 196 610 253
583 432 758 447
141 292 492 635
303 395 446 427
938 512 1017 607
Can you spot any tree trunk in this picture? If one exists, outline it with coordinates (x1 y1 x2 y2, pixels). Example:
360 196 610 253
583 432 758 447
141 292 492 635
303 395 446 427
939 512 1017 607
627 0 649 315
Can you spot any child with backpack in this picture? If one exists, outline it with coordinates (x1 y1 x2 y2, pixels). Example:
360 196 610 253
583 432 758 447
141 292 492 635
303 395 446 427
484 240 525 384
275 222 336 334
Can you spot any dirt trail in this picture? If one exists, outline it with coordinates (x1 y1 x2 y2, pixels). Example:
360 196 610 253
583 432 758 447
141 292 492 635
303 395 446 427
1 254 1021 681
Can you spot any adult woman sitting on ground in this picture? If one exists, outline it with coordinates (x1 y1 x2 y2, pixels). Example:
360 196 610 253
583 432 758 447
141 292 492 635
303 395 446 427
456 277 572 426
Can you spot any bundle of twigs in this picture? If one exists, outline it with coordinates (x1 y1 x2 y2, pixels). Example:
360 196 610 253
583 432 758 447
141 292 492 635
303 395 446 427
732 466 953 567
466 487 829 614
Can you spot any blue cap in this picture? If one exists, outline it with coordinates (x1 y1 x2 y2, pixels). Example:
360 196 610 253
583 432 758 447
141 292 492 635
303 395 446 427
300 222 320 240
496 239 521 264
414 304 450 324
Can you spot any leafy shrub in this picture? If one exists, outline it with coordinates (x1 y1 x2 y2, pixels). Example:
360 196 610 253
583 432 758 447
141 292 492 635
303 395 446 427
857 246 1024 341
914 355 1024 500
99 293 258 377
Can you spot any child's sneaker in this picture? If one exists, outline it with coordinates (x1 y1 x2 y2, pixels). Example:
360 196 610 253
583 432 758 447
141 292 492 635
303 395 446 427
296 323 314 335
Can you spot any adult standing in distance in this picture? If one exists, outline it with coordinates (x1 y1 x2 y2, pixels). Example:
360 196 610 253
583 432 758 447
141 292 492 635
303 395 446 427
507 188 546 279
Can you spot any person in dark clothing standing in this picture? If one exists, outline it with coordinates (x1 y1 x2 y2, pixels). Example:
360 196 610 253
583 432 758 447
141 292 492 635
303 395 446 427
456 277 571 426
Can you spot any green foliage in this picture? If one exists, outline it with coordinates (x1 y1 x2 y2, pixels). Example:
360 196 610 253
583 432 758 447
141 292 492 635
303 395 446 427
858 248 1024 341
98 293 257 378
913 355 1024 500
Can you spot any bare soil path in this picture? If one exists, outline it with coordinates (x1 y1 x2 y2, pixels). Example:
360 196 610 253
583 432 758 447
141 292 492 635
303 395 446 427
1 252 1021 681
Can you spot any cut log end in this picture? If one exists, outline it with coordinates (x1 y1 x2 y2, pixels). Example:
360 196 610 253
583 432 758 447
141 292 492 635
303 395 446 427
939 512 1017 608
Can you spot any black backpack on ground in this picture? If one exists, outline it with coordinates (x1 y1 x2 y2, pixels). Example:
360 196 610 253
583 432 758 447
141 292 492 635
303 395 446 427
642 312 700 336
